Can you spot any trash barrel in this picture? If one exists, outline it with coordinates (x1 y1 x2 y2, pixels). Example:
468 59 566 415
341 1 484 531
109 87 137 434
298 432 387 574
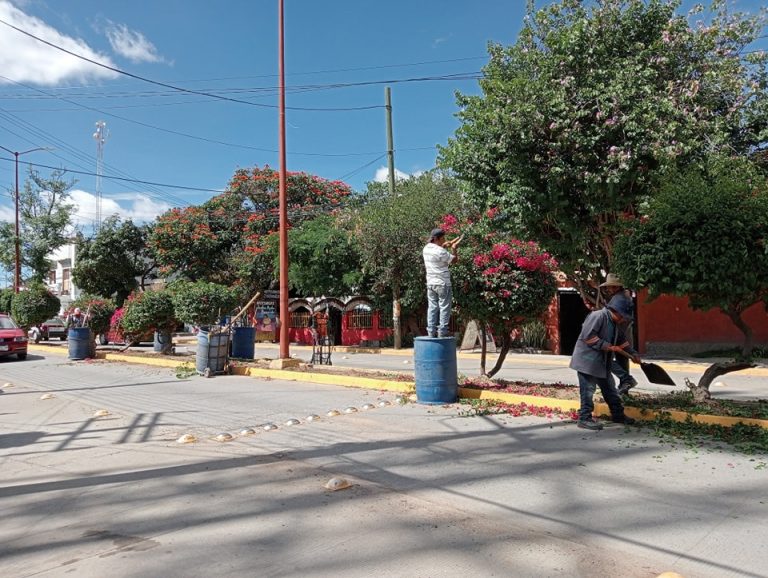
154 331 172 353
68 327 92 360
196 328 229 375
413 336 458 405
231 326 256 359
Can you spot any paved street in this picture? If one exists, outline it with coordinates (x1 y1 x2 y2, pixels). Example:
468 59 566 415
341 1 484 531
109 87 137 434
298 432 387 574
1 353 767 577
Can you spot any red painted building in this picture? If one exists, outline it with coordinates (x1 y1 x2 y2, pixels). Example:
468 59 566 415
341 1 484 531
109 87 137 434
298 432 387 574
549 288 768 355
288 297 393 347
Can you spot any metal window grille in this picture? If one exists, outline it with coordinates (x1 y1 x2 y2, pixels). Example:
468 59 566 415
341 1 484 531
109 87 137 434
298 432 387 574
290 311 311 328
377 311 392 329
350 308 373 329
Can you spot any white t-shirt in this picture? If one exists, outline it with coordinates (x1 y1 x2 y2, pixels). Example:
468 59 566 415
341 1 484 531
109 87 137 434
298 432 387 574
423 242 455 286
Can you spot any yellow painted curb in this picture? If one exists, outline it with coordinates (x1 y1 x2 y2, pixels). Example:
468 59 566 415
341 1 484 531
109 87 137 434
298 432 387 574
29 344 67 355
458 387 581 412
234 366 414 393
101 352 187 368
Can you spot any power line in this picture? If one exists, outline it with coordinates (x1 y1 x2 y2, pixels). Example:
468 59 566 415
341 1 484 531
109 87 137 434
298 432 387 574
0 17 384 112
337 154 387 181
0 156 223 193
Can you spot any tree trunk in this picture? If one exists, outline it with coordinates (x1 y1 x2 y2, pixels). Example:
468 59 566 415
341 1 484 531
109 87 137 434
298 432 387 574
486 330 511 378
480 324 487 376
724 306 754 358
392 282 402 350
159 329 173 355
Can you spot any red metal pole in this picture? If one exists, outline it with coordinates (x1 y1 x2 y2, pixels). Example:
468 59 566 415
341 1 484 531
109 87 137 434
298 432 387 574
277 0 289 359
14 152 20 293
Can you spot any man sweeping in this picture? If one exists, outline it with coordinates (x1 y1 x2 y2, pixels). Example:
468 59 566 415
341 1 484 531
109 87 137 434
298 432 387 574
569 293 641 430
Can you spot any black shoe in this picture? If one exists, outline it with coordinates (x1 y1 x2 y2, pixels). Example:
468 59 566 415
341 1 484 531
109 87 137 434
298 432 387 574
617 377 638 396
577 419 603 431
427 333 437 338
612 416 636 425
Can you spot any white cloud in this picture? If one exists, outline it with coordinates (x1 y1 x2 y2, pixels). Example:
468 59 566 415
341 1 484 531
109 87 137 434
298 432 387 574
68 189 172 226
0 0 118 85
374 166 411 183
104 21 164 64
373 166 427 183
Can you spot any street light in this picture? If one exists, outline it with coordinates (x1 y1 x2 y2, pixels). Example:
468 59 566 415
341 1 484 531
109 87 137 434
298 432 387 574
0 145 53 292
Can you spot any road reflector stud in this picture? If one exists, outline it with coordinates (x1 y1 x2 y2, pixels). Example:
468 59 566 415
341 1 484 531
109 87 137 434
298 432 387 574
395 396 406 404
403 360 409 364
306 414 321 422
344 406 358 414
378 400 391 407
714 381 727 387
263 423 278 431
324 477 352 491
361 403 375 410
177 433 197 444
93 409 110 417
284 418 301 426
326 409 341 417
40 393 54 400
239 428 256 436
214 432 234 442
656 573 685 578
3 382 13 387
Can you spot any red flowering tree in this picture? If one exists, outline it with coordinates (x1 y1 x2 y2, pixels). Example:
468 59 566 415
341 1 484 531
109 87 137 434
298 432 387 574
150 166 352 292
450 210 558 377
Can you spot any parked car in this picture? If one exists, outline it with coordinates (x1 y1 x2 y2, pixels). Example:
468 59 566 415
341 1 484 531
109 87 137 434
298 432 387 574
42 317 67 341
0 314 28 360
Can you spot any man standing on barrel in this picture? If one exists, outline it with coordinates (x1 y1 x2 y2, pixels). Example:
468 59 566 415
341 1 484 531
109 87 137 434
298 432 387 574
422 228 462 338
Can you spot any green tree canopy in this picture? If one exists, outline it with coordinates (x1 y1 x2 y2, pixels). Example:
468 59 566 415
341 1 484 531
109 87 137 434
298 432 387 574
265 214 364 297
11 282 60 328
0 167 77 283
614 155 768 358
170 281 237 327
440 0 768 299
72 216 156 306
121 289 177 353
355 171 463 347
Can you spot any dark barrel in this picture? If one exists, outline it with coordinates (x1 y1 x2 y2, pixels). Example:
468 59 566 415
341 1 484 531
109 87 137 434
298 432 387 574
68 327 92 360
153 331 171 353
196 328 229 375
413 336 458 404
231 326 256 359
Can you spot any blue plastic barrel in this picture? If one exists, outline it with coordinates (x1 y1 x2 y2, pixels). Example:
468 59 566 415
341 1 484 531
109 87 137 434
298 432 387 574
413 336 458 404
231 326 256 359
196 329 229 375
68 327 92 360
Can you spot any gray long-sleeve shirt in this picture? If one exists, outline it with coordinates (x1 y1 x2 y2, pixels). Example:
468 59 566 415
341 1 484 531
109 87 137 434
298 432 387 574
568 308 638 378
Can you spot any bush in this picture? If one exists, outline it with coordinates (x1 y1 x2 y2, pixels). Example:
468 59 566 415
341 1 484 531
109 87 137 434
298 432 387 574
0 288 14 314
517 320 549 350
70 295 116 335
121 290 176 335
170 281 236 327
11 283 60 327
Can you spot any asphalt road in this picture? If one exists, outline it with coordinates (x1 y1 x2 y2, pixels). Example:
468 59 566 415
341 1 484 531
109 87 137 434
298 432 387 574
1 353 767 577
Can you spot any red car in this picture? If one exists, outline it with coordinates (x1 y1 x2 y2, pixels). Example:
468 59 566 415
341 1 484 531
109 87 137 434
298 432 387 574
0 314 28 360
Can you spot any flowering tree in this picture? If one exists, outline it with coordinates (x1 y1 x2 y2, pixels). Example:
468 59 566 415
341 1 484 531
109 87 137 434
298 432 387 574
150 166 352 292
450 211 558 377
440 0 768 302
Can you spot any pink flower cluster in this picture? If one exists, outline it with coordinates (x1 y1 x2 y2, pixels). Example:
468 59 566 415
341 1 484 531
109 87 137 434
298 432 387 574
477 239 557 278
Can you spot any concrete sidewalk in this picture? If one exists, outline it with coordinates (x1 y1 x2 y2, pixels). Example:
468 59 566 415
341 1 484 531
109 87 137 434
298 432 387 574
1 355 767 577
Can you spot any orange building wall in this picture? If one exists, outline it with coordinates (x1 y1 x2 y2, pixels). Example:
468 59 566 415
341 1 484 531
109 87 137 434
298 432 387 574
636 290 768 354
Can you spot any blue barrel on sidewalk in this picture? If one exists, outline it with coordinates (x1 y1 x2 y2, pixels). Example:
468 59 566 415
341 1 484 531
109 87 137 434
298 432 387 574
413 336 458 405
231 326 256 359
68 327 92 360
196 329 229 375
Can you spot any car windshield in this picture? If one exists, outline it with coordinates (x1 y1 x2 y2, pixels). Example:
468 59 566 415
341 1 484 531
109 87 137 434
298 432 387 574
44 318 64 325
0 317 18 329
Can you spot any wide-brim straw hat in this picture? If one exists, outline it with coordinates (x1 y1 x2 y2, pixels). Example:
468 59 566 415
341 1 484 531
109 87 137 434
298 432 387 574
599 273 623 288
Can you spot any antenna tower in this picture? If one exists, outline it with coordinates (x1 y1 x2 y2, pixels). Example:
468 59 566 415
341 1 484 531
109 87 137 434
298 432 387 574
93 121 109 230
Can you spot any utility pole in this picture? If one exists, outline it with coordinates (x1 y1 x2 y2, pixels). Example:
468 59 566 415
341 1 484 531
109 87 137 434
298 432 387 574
385 86 396 196
0 144 51 292
93 121 109 231
277 0 290 360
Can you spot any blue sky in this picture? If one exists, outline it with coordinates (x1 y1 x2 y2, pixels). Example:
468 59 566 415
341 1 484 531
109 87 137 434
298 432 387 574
0 0 765 230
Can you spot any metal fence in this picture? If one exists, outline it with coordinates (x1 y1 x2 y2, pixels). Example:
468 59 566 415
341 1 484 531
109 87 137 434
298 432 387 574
290 311 311 328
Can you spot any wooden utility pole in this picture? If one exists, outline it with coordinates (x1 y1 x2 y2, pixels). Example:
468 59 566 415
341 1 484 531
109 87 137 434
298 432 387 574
385 86 396 197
